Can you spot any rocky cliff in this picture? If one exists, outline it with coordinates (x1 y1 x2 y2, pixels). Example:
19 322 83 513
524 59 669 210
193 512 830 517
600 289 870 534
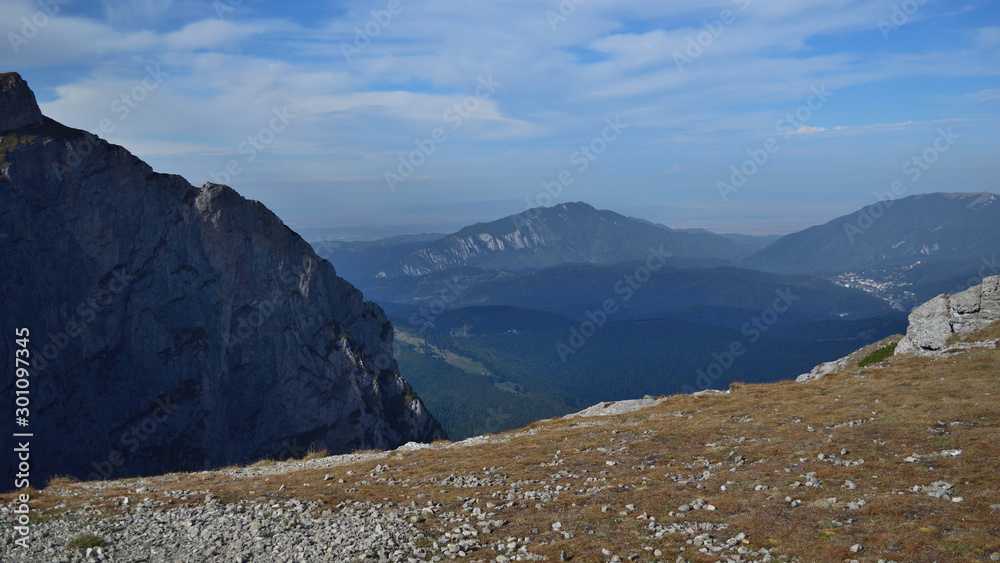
895 274 1000 355
0 72 444 486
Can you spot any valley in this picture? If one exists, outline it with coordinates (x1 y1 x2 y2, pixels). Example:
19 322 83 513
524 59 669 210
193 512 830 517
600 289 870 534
308 196 1000 441
4 2 1000 559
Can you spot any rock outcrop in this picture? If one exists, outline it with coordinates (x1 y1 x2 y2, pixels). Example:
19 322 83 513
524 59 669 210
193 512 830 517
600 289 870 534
0 73 43 132
0 73 444 485
895 275 1000 355
796 275 1000 382
795 336 900 383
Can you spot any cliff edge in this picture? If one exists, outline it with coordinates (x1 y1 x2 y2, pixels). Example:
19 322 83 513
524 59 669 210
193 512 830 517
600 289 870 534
0 72 444 485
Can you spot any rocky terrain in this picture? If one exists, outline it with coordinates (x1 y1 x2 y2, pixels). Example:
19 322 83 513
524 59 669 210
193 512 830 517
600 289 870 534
0 72 443 484
2 279 999 562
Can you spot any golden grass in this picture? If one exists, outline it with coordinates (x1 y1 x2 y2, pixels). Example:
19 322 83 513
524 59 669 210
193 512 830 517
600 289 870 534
44 475 78 488
302 446 330 461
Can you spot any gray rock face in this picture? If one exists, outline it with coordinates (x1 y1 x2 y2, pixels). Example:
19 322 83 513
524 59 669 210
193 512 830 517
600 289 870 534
0 76 443 485
0 73 43 132
896 275 1000 355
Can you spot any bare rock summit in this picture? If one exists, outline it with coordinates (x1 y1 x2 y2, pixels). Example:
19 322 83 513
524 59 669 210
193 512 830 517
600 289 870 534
0 74 444 486
0 72 44 132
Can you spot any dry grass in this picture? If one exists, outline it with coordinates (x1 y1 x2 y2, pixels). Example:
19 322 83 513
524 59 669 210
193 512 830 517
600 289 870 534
65 533 107 550
302 446 330 461
44 475 78 488
4 326 999 562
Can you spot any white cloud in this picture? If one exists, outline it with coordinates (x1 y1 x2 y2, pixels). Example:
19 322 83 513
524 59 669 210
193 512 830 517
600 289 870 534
164 19 264 51
9 0 1000 231
790 125 827 135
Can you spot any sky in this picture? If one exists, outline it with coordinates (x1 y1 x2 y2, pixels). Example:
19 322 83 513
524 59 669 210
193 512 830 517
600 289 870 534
1 0 998 239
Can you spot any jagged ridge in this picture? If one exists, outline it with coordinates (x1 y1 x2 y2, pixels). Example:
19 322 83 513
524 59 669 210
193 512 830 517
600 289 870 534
0 73 444 485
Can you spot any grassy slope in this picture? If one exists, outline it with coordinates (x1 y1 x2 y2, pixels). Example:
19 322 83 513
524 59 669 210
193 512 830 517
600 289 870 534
8 325 999 561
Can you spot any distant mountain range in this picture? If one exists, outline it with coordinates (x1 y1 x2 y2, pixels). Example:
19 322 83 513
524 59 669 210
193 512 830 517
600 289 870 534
307 191 999 438
315 192 1000 313
4 68 997 491
743 192 1000 274
315 202 747 280
315 192 1000 288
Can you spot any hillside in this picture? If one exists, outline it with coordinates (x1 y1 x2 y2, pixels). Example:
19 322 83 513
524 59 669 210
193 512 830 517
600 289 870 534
743 192 1000 275
2 317 998 561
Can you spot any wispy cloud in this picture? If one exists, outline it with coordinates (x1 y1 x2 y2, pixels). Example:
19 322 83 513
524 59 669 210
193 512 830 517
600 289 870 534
3 0 999 234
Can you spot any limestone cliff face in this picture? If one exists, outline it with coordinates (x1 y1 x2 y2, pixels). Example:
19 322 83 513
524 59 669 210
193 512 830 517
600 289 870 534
0 73 444 485
896 275 1000 355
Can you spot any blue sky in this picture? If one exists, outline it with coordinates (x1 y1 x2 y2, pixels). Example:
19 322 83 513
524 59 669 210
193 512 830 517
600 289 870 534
2 0 998 238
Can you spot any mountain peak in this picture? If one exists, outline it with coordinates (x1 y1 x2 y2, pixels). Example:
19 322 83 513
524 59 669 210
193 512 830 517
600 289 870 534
1 74 444 483
557 201 595 210
0 72 44 133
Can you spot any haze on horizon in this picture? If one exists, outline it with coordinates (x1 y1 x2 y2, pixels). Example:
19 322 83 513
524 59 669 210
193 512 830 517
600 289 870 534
1 0 998 239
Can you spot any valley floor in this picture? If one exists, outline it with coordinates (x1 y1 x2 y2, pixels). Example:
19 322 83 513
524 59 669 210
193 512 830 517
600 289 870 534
2 330 1000 562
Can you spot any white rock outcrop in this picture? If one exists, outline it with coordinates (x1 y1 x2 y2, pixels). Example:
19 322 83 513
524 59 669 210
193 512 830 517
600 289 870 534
895 275 1000 355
